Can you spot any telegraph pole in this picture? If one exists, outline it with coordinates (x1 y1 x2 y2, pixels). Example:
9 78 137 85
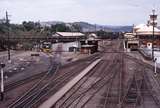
95 24 97 33
6 11 11 62
152 9 155 60
0 63 5 101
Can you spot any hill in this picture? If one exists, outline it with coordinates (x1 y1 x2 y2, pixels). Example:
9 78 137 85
40 21 132 32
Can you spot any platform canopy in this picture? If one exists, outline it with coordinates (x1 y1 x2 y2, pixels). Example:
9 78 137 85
88 33 98 39
136 26 160 35
124 33 136 39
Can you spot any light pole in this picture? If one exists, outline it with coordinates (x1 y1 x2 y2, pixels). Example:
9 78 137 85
154 58 157 76
0 63 5 101
6 11 11 62
152 9 155 60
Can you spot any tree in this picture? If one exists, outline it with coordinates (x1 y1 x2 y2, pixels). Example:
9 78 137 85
50 24 71 33
97 30 118 39
72 24 82 32
22 21 36 31
0 23 7 33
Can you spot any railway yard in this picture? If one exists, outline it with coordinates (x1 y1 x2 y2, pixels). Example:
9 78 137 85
0 39 160 108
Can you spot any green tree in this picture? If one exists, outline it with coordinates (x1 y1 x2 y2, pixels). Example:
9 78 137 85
51 24 71 33
22 21 36 31
72 24 82 32
0 23 7 33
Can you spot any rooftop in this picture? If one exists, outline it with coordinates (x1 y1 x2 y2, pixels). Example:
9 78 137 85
136 26 160 35
56 32 85 37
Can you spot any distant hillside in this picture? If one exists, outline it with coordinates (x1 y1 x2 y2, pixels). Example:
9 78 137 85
104 26 133 32
40 21 132 32
40 21 64 27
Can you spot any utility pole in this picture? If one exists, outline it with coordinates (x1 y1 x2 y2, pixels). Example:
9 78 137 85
6 11 11 62
0 63 5 101
154 58 157 76
95 24 97 34
152 9 155 60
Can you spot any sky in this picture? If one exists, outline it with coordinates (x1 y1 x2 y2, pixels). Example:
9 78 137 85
0 0 160 25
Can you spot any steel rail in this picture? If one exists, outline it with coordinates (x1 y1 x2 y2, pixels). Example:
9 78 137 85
68 60 116 108
55 61 106 108
80 61 121 108
11 55 98 108
64 61 117 108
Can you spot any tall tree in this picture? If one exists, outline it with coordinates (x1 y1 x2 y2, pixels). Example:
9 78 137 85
51 24 71 32
22 21 36 31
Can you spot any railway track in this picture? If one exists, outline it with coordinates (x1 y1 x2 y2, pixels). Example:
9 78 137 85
120 63 143 108
8 58 59 108
5 71 45 92
120 55 160 108
8 40 160 108
54 61 107 107
38 40 160 108
143 69 160 108
5 54 54 92
50 40 123 108
102 54 123 108
8 52 100 108
125 54 160 73
57 58 120 108
53 40 160 108
8 47 61 108
5 53 100 93
24 62 94 108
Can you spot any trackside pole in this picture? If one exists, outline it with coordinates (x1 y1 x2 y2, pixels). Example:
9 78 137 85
0 63 5 101
154 58 157 77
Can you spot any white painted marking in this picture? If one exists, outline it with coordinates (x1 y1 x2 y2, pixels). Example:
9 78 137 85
39 59 101 108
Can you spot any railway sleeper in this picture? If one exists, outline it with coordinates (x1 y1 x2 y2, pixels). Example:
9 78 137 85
125 98 141 105
100 98 119 104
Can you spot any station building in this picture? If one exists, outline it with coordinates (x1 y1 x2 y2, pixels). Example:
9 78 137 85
136 25 160 48
52 32 86 42
124 10 160 51
80 33 100 54
52 32 100 54
124 32 139 51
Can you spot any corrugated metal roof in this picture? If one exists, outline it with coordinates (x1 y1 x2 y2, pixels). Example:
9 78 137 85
56 32 85 37
136 26 160 35
134 24 146 30
81 45 95 48
137 26 160 32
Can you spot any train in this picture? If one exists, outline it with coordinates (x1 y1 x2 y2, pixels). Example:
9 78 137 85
41 42 52 53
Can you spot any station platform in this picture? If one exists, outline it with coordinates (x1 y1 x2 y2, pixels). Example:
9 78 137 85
39 59 101 108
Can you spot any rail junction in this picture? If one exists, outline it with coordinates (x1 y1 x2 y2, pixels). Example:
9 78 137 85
0 40 160 108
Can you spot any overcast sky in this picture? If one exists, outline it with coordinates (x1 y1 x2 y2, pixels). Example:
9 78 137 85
0 0 159 25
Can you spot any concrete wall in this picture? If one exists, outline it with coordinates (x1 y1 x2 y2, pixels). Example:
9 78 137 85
52 42 79 52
